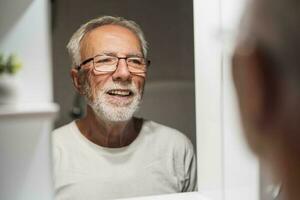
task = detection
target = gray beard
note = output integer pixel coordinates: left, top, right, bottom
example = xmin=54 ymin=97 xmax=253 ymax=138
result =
xmin=84 ymin=81 xmax=142 ymax=122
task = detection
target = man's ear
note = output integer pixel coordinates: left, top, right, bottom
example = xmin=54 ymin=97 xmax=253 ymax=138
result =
xmin=232 ymin=45 xmax=279 ymax=130
xmin=70 ymin=67 xmax=85 ymax=95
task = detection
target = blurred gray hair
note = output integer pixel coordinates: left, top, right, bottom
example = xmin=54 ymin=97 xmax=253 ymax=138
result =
xmin=240 ymin=0 xmax=300 ymax=84
xmin=67 ymin=16 xmax=149 ymax=66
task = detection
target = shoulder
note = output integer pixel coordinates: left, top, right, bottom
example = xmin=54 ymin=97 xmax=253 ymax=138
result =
xmin=142 ymin=120 xmax=194 ymax=152
xmin=51 ymin=121 xmax=79 ymax=168
xmin=142 ymin=120 xmax=196 ymax=187
xmin=143 ymin=120 xmax=191 ymax=142
xmin=52 ymin=121 xmax=76 ymax=146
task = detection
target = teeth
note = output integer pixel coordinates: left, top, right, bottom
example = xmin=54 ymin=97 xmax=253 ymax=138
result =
xmin=108 ymin=90 xmax=131 ymax=96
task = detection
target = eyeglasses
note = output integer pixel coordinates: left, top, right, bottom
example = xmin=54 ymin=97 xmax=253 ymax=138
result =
xmin=76 ymin=54 xmax=150 ymax=74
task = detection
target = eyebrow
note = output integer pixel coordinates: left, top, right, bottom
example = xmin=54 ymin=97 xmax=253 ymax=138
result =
xmin=81 ymin=57 xmax=93 ymax=66
xmin=101 ymin=51 xmax=143 ymax=57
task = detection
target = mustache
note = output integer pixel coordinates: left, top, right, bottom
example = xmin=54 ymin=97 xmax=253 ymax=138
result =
xmin=102 ymin=82 xmax=139 ymax=95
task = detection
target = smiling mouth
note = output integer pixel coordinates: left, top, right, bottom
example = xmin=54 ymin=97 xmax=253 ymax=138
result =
xmin=106 ymin=89 xmax=133 ymax=97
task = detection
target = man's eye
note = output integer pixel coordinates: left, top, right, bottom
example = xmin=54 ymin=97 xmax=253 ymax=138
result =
xmin=129 ymin=58 xmax=143 ymax=65
xmin=97 ymin=57 xmax=114 ymax=63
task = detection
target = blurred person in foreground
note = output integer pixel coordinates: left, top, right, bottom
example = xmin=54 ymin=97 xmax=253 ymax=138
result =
xmin=52 ymin=16 xmax=196 ymax=200
xmin=232 ymin=0 xmax=300 ymax=199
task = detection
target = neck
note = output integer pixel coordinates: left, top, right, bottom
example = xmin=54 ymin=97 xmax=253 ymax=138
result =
xmin=76 ymin=106 xmax=141 ymax=148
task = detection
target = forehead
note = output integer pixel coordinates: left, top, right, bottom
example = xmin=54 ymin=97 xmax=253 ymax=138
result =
xmin=80 ymin=25 xmax=142 ymax=57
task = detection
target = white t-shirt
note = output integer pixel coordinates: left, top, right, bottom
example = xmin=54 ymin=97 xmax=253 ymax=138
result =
xmin=52 ymin=120 xmax=197 ymax=200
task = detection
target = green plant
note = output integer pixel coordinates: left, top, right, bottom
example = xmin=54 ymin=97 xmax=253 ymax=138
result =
xmin=0 ymin=54 xmax=5 ymax=74
xmin=0 ymin=53 xmax=22 ymax=75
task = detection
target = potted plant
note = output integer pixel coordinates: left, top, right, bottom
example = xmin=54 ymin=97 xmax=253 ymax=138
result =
xmin=0 ymin=53 xmax=22 ymax=104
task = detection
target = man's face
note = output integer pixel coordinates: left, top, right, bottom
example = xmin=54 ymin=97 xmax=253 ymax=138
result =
xmin=79 ymin=25 xmax=146 ymax=122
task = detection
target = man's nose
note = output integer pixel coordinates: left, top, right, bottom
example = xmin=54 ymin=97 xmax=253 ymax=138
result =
xmin=112 ymin=58 xmax=131 ymax=82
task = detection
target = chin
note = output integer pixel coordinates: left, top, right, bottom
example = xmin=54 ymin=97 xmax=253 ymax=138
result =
xmin=85 ymin=81 xmax=142 ymax=122
xmin=90 ymin=95 xmax=141 ymax=123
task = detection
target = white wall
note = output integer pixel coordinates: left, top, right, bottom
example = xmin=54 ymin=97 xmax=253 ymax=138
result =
xmin=0 ymin=1 xmax=55 ymax=199
xmin=0 ymin=0 xmax=53 ymax=104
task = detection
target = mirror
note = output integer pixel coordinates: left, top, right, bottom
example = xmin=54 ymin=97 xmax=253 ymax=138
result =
xmin=51 ymin=0 xmax=196 ymax=199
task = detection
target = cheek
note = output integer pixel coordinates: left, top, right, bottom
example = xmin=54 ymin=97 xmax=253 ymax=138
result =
xmin=86 ymin=73 xmax=111 ymax=98
xmin=133 ymin=76 xmax=145 ymax=92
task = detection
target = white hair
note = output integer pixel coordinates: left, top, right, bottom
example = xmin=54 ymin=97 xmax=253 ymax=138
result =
xmin=67 ymin=16 xmax=149 ymax=66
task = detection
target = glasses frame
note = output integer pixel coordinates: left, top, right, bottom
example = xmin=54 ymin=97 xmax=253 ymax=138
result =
xmin=76 ymin=54 xmax=151 ymax=74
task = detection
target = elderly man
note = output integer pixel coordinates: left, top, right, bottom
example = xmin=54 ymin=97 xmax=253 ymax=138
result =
xmin=52 ymin=16 xmax=196 ymax=200
xmin=232 ymin=0 xmax=300 ymax=199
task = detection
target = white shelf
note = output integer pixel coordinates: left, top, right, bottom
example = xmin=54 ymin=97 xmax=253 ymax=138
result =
xmin=0 ymin=103 xmax=59 ymax=119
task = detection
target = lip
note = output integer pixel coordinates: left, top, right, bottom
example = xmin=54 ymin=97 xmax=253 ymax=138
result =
xmin=105 ymin=89 xmax=135 ymax=106
xmin=106 ymin=89 xmax=133 ymax=96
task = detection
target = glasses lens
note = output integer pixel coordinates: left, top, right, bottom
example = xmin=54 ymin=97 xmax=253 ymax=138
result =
xmin=127 ymin=57 xmax=147 ymax=73
xmin=93 ymin=55 xmax=117 ymax=72
xmin=92 ymin=55 xmax=147 ymax=74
